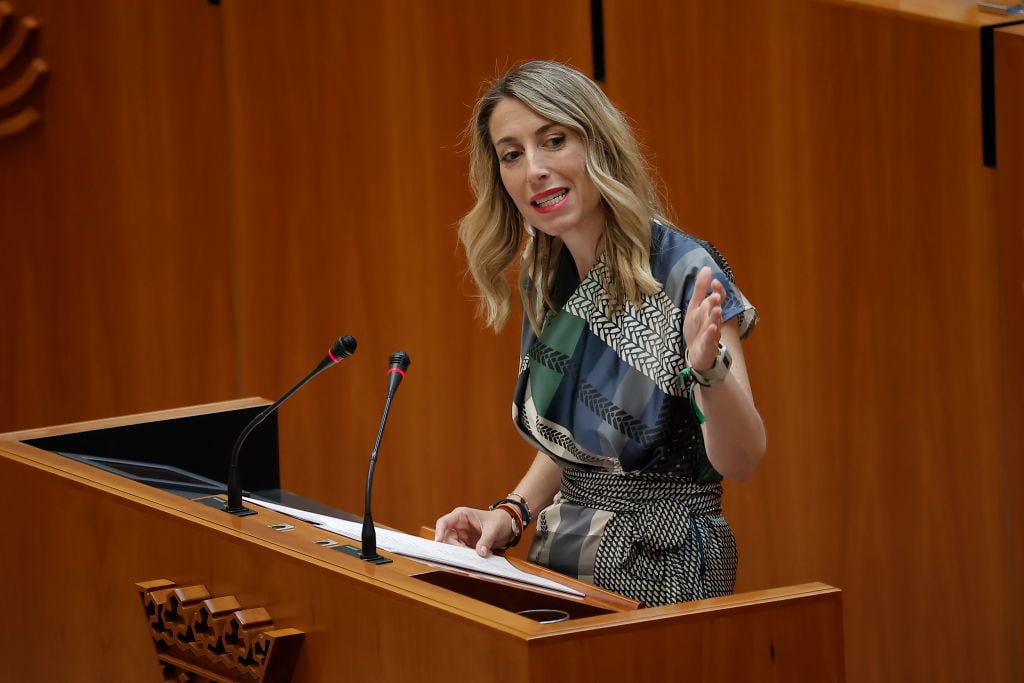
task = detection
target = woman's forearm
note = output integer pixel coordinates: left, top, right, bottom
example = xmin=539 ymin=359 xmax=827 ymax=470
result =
xmin=507 ymin=452 xmax=564 ymax=518
xmin=695 ymin=324 xmax=766 ymax=481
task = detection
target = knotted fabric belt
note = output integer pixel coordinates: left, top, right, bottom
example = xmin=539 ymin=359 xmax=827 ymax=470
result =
xmin=529 ymin=466 xmax=735 ymax=606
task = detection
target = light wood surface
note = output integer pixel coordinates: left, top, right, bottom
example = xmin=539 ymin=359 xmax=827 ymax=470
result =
xmin=820 ymin=0 xmax=1023 ymax=24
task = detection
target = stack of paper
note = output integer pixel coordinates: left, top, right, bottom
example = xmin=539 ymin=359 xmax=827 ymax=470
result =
xmin=244 ymin=497 xmax=583 ymax=598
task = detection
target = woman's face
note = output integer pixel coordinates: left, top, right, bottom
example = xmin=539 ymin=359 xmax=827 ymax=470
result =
xmin=488 ymin=97 xmax=603 ymax=245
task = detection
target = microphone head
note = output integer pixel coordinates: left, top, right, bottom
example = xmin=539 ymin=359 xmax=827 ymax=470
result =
xmin=329 ymin=335 xmax=358 ymax=362
xmin=386 ymin=350 xmax=410 ymax=394
xmin=389 ymin=350 xmax=411 ymax=371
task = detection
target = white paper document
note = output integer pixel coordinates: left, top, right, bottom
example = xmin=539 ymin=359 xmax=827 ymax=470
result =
xmin=245 ymin=497 xmax=584 ymax=598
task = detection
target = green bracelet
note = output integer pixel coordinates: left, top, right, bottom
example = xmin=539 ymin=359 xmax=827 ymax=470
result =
xmin=677 ymin=368 xmax=707 ymax=425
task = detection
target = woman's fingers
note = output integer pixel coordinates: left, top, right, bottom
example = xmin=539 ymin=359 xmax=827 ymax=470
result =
xmin=685 ymin=267 xmax=727 ymax=367
xmin=685 ymin=266 xmax=713 ymax=318
xmin=435 ymin=507 xmax=520 ymax=557
xmin=444 ymin=525 xmax=467 ymax=546
xmin=435 ymin=508 xmax=480 ymax=546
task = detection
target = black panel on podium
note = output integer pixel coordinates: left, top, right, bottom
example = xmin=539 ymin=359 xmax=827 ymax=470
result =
xmin=22 ymin=404 xmax=280 ymax=495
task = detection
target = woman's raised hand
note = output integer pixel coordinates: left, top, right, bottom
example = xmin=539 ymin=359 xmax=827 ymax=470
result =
xmin=683 ymin=266 xmax=726 ymax=371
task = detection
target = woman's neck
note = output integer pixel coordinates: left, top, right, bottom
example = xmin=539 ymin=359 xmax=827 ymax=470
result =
xmin=561 ymin=223 xmax=604 ymax=281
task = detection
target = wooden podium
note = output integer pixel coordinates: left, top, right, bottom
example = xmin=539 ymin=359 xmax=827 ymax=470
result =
xmin=0 ymin=400 xmax=844 ymax=682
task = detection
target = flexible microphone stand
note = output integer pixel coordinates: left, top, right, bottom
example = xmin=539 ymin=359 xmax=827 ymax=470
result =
xmin=224 ymin=335 xmax=357 ymax=516
xmin=347 ymin=350 xmax=409 ymax=563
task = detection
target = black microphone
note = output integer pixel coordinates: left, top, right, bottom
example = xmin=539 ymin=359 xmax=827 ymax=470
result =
xmin=224 ymin=334 xmax=358 ymax=516
xmin=359 ymin=350 xmax=410 ymax=562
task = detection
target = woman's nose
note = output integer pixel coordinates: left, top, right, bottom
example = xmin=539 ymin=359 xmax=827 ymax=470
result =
xmin=526 ymin=151 xmax=549 ymax=181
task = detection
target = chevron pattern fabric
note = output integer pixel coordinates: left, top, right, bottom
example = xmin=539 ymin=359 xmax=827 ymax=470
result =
xmin=511 ymin=221 xmax=755 ymax=604
xmin=512 ymin=222 xmax=756 ymax=476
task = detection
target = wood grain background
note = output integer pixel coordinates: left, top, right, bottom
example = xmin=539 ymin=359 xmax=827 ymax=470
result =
xmin=1 ymin=1 xmax=1020 ymax=680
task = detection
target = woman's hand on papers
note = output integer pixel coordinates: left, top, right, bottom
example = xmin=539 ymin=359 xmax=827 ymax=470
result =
xmin=434 ymin=507 xmax=512 ymax=557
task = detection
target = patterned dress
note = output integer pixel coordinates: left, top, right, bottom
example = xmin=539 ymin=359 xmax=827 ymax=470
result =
xmin=513 ymin=221 xmax=757 ymax=606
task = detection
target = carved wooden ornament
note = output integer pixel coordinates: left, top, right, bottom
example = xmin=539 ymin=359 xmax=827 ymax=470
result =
xmin=136 ymin=579 xmax=304 ymax=683
xmin=0 ymin=1 xmax=47 ymax=137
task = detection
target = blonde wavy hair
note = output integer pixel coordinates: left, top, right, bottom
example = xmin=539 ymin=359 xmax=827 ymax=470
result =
xmin=459 ymin=60 xmax=667 ymax=334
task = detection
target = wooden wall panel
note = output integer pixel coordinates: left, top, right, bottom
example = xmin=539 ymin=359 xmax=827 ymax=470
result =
xmin=3 ymin=1 xmax=1018 ymax=680
xmin=604 ymin=0 xmax=1014 ymax=681
xmin=0 ymin=0 xmax=237 ymax=430
xmin=995 ymin=24 xmax=1024 ymax=683
xmin=220 ymin=1 xmax=593 ymax=534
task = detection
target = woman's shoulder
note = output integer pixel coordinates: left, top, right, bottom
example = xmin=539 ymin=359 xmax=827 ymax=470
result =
xmin=650 ymin=220 xmax=758 ymax=337
xmin=649 ymin=220 xmax=735 ymax=280
xmin=651 ymin=220 xmax=704 ymax=253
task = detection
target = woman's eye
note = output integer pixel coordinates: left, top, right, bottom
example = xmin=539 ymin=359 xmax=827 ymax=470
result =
xmin=499 ymin=150 xmax=522 ymax=163
xmin=545 ymin=135 xmax=566 ymax=148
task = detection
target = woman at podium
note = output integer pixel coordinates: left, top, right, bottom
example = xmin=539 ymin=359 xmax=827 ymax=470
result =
xmin=435 ymin=61 xmax=766 ymax=607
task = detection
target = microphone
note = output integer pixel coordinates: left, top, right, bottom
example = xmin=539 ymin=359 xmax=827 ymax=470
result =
xmin=358 ymin=350 xmax=410 ymax=562
xmin=224 ymin=334 xmax=357 ymax=516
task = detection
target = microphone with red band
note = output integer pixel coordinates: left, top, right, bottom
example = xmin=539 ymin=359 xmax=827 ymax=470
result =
xmin=224 ymin=334 xmax=358 ymax=516
xmin=327 ymin=344 xmax=347 ymax=364
xmin=358 ymin=350 xmax=411 ymax=562
xmin=386 ymin=353 xmax=409 ymax=392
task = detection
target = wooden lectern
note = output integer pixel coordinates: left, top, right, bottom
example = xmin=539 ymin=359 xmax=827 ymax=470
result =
xmin=0 ymin=400 xmax=844 ymax=682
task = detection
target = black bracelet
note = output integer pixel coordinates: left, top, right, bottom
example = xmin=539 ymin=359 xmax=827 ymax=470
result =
xmin=490 ymin=497 xmax=532 ymax=527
